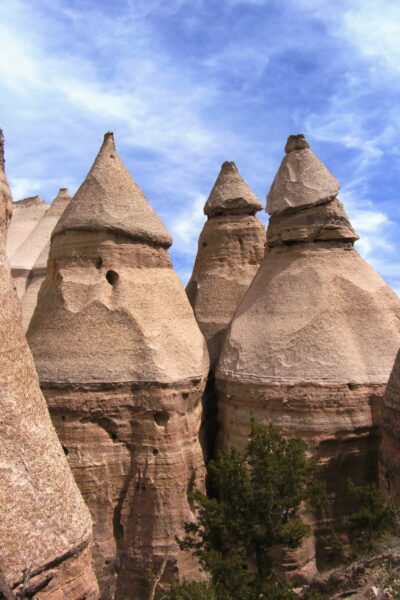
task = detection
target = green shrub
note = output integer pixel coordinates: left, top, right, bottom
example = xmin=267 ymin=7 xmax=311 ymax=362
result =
xmin=175 ymin=421 xmax=325 ymax=600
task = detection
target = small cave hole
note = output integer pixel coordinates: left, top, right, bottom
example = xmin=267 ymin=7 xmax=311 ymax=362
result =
xmin=182 ymin=392 xmax=189 ymax=400
xmin=62 ymin=445 xmax=69 ymax=456
xmin=153 ymin=448 xmax=159 ymax=456
xmin=111 ymin=432 xmax=117 ymax=441
xmin=154 ymin=411 xmax=170 ymax=427
xmin=95 ymin=257 xmax=103 ymax=269
xmin=106 ymin=270 xmax=119 ymax=286
xmin=61 ymin=415 xmax=66 ymax=422
xmin=202 ymin=242 xmax=208 ymax=248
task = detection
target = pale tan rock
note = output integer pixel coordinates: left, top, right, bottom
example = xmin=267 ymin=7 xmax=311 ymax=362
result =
xmin=6 ymin=196 xmax=48 ymax=262
xmin=379 ymin=348 xmax=400 ymax=496
xmin=0 ymin=129 xmax=98 ymax=599
xmin=27 ymin=132 xmax=209 ymax=599
xmin=187 ymin=161 xmax=265 ymax=458
xmin=11 ymin=188 xmax=70 ymax=300
xmin=217 ymin=135 xmax=400 ymax=572
xmin=187 ymin=161 xmax=265 ymax=368
xmin=266 ymin=136 xmax=340 ymax=216
xmin=204 ymin=161 xmax=262 ymax=217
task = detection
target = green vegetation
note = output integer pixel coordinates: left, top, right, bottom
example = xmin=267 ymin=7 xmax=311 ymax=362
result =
xmin=164 ymin=422 xmax=325 ymax=600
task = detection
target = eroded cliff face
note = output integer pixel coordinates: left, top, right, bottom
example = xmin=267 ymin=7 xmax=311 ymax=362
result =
xmin=380 ymin=349 xmax=400 ymax=497
xmin=27 ymin=133 xmax=209 ymax=599
xmin=216 ymin=135 xmax=400 ymax=573
xmin=6 ymin=195 xmax=48 ymax=263
xmin=0 ymin=130 xmax=98 ymax=599
xmin=186 ymin=162 xmax=265 ymax=458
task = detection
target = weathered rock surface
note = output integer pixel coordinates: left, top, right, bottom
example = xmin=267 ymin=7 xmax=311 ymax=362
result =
xmin=379 ymin=348 xmax=400 ymax=496
xmin=0 ymin=129 xmax=98 ymax=599
xmin=186 ymin=161 xmax=265 ymax=457
xmin=6 ymin=195 xmax=48 ymax=260
xmin=19 ymin=188 xmax=71 ymax=330
xmin=266 ymin=135 xmax=340 ymax=216
xmin=216 ymin=135 xmax=400 ymax=572
xmin=27 ymin=132 xmax=209 ymax=599
xmin=10 ymin=188 xmax=70 ymax=301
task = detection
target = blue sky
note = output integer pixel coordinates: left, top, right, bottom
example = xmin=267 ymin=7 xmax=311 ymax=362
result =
xmin=0 ymin=0 xmax=399 ymax=290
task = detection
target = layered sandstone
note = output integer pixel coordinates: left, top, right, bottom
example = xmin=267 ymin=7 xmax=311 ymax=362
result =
xmin=27 ymin=132 xmax=209 ymax=599
xmin=216 ymin=135 xmax=400 ymax=572
xmin=379 ymin=349 xmax=400 ymax=496
xmin=0 ymin=129 xmax=98 ymax=598
xmin=20 ymin=188 xmax=71 ymax=330
xmin=10 ymin=188 xmax=70 ymax=300
xmin=186 ymin=161 xmax=265 ymax=457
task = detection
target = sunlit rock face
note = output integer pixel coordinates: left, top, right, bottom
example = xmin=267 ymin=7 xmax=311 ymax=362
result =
xmin=0 ymin=129 xmax=98 ymax=599
xmin=6 ymin=195 xmax=48 ymax=261
xmin=186 ymin=161 xmax=265 ymax=458
xmin=19 ymin=188 xmax=71 ymax=330
xmin=27 ymin=132 xmax=209 ymax=599
xmin=216 ymin=135 xmax=400 ymax=573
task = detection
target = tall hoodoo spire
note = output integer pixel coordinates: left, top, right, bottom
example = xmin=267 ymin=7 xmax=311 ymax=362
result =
xmin=27 ymin=133 xmax=209 ymax=598
xmin=187 ymin=160 xmax=265 ymax=458
xmin=216 ymin=135 xmax=400 ymax=574
xmin=0 ymin=131 xmax=98 ymax=598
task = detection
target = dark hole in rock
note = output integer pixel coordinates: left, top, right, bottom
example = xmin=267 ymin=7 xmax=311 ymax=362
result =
xmin=141 ymin=485 xmax=146 ymax=491
xmin=95 ymin=257 xmax=103 ymax=269
xmin=153 ymin=448 xmax=159 ymax=455
xmin=61 ymin=415 xmax=66 ymax=422
xmin=106 ymin=270 xmax=119 ymax=285
xmin=62 ymin=445 xmax=69 ymax=456
xmin=202 ymin=242 xmax=208 ymax=247
xmin=154 ymin=411 xmax=169 ymax=427
xmin=182 ymin=392 xmax=189 ymax=399
xmin=111 ymin=432 xmax=117 ymax=441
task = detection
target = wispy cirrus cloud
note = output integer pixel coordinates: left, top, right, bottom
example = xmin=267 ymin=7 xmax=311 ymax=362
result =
xmin=0 ymin=0 xmax=399 ymax=288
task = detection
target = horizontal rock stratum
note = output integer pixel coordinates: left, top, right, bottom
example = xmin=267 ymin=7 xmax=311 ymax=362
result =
xmin=27 ymin=132 xmax=209 ymax=600
xmin=216 ymin=134 xmax=400 ymax=574
xmin=0 ymin=130 xmax=98 ymax=598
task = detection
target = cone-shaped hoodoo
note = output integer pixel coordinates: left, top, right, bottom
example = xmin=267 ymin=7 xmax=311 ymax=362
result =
xmin=216 ymin=135 xmax=400 ymax=573
xmin=187 ymin=161 xmax=265 ymax=457
xmin=20 ymin=188 xmax=71 ymax=330
xmin=10 ymin=187 xmax=71 ymax=300
xmin=27 ymin=132 xmax=209 ymax=598
xmin=0 ymin=130 xmax=98 ymax=598
xmin=6 ymin=195 xmax=48 ymax=265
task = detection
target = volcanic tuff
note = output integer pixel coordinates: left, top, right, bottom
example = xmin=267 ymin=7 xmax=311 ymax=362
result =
xmin=6 ymin=195 xmax=48 ymax=270
xmin=216 ymin=135 xmax=400 ymax=574
xmin=0 ymin=129 xmax=98 ymax=599
xmin=380 ymin=349 xmax=400 ymax=497
xmin=10 ymin=188 xmax=71 ymax=302
xmin=186 ymin=161 xmax=265 ymax=456
xmin=27 ymin=132 xmax=209 ymax=599
xmin=20 ymin=188 xmax=71 ymax=330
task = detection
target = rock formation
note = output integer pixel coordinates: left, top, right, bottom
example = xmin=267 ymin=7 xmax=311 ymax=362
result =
xmin=10 ymin=188 xmax=70 ymax=301
xmin=27 ymin=132 xmax=209 ymax=599
xmin=6 ymin=195 xmax=48 ymax=263
xmin=380 ymin=348 xmax=400 ymax=496
xmin=216 ymin=134 xmax=400 ymax=572
xmin=186 ymin=161 xmax=265 ymax=457
xmin=0 ymin=129 xmax=98 ymax=598
xmin=20 ymin=188 xmax=71 ymax=330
